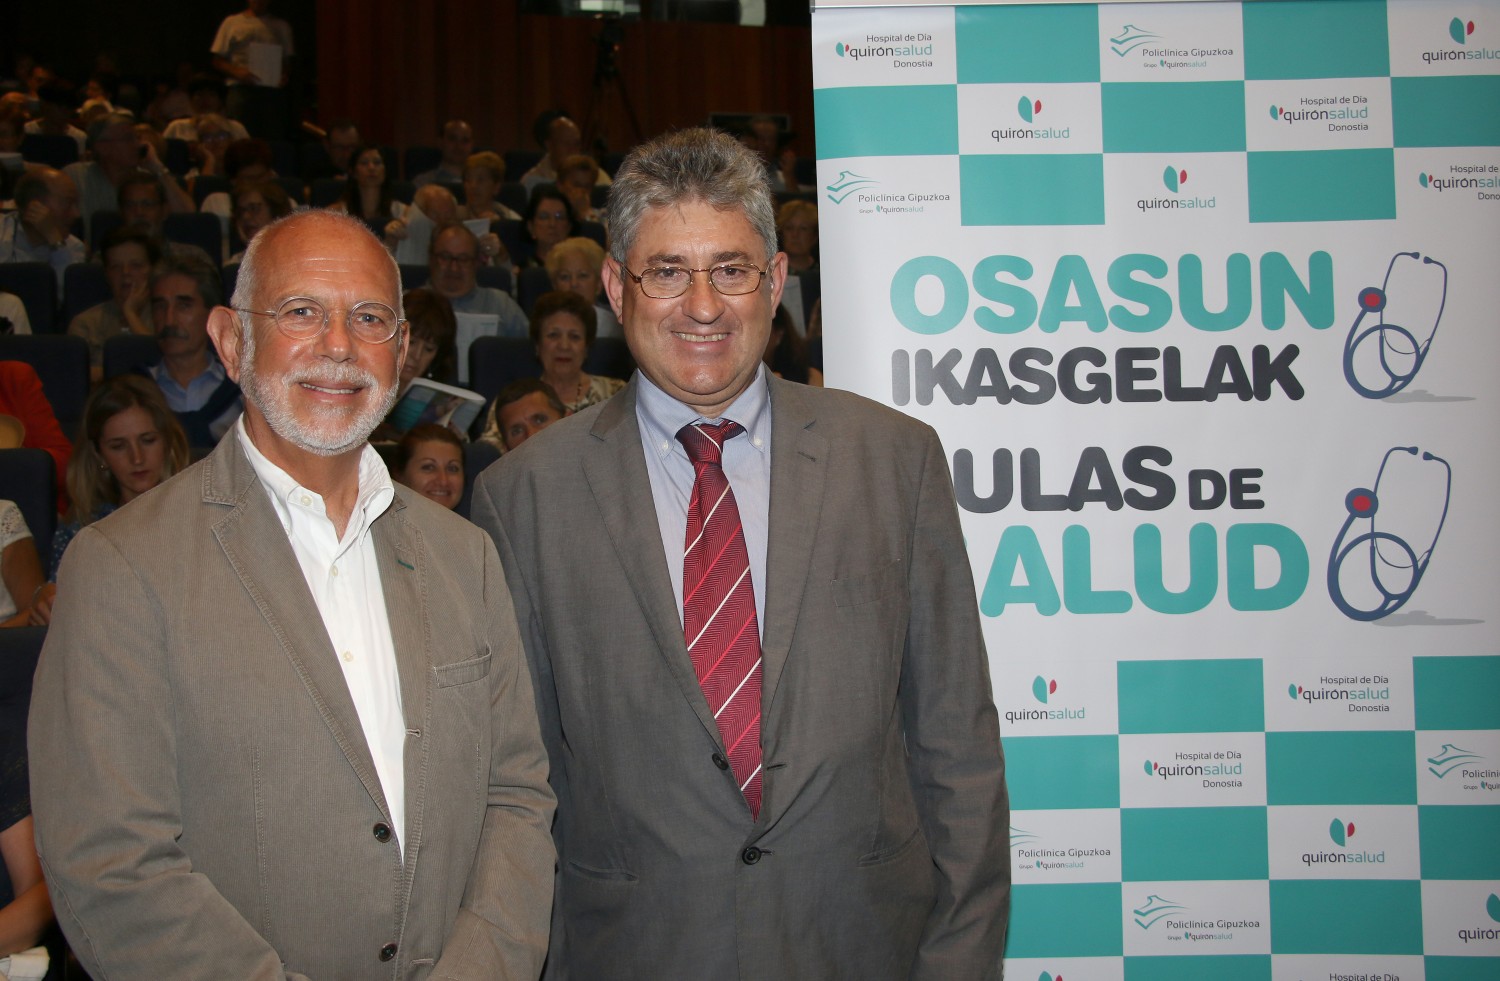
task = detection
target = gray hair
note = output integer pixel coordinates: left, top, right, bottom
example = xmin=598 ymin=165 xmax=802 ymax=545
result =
xmin=86 ymin=111 xmax=136 ymax=149
xmin=604 ymin=128 xmax=777 ymax=265
xmin=152 ymin=251 xmax=223 ymax=309
xmin=232 ymin=209 xmax=403 ymax=332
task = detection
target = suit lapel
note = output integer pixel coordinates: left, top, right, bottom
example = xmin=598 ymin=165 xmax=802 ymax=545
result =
xmin=582 ymin=383 xmax=723 ymax=744
xmin=762 ymin=378 xmax=827 ymax=714
xmin=204 ymin=438 xmax=393 ymax=824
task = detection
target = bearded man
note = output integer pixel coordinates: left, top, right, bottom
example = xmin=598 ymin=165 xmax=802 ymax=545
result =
xmin=29 ymin=209 xmax=556 ymax=981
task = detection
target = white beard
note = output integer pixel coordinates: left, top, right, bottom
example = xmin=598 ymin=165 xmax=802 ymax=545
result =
xmin=238 ymin=327 xmax=398 ymax=457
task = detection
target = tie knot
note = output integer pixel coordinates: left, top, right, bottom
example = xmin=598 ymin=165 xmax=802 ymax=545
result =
xmin=677 ymin=420 xmax=744 ymax=465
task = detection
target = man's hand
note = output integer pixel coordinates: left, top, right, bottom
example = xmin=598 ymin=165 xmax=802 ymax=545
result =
xmin=28 ymin=583 xmax=55 ymax=626
xmin=124 ymin=279 xmax=153 ymax=335
xmin=20 ymin=200 xmax=63 ymax=247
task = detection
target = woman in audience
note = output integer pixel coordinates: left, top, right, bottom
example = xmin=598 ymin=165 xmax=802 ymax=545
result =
xmin=399 ymin=287 xmax=458 ymax=394
xmin=765 ymin=303 xmax=823 ymax=387
xmin=391 ymin=424 xmax=464 ymax=511
xmin=0 ymin=501 xmax=44 ymax=628
xmin=459 ymin=151 xmax=521 ymax=222
xmin=43 ymin=377 xmax=189 ymax=591
xmin=329 ymin=146 xmax=404 ymax=236
xmin=545 ymin=236 xmax=619 ymax=339
xmin=228 ymin=178 xmax=292 ymax=262
xmin=777 ymin=199 xmax=819 ymax=275
xmin=0 ymin=618 xmax=54 ymax=951
xmin=202 ymin=138 xmax=278 ymax=234
xmin=519 ymin=184 xmax=577 ymax=269
xmin=529 ymin=290 xmax=623 ymax=412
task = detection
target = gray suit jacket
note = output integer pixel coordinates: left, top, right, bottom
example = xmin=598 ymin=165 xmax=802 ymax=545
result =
xmin=472 ymin=376 xmax=1009 ymax=980
xmin=29 ymin=434 xmax=556 ymax=980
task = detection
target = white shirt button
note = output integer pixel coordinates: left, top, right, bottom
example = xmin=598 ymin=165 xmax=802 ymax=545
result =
xmin=331 ymin=565 xmax=339 ymax=577
xmin=342 ymin=650 xmax=353 ymax=663
xmin=300 ymin=495 xmax=312 ymax=506
xmin=752 ymin=436 xmax=764 ymax=449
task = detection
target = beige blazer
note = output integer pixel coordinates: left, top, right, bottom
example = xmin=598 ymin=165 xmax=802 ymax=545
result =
xmin=472 ymin=376 xmax=1010 ymax=980
xmin=29 ymin=434 xmax=556 ymax=980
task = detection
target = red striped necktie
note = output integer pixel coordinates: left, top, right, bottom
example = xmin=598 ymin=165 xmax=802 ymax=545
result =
xmin=677 ymin=420 xmax=762 ymax=818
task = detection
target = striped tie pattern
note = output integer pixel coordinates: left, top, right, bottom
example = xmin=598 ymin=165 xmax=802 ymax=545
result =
xmin=677 ymin=421 xmax=762 ymax=818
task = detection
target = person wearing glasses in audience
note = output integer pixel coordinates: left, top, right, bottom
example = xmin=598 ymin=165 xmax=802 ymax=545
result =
xmin=518 ymin=183 xmax=577 ymax=270
xmin=472 ymin=129 xmax=1008 ymax=980
xmin=31 ymin=209 xmax=555 ymax=979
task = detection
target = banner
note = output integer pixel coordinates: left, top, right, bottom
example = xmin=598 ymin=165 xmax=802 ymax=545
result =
xmin=811 ymin=1 xmax=1500 ymax=977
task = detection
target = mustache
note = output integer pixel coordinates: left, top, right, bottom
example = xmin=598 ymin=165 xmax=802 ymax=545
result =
xmin=156 ymin=326 xmax=191 ymax=340
xmin=287 ymin=363 xmax=382 ymax=390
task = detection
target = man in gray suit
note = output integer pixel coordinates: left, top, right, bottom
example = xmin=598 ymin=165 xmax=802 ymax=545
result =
xmin=472 ymin=128 xmax=1009 ymax=979
xmin=30 ymin=209 xmax=556 ymax=980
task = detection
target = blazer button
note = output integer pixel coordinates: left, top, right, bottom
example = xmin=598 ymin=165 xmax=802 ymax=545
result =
xmin=741 ymin=846 xmax=762 ymax=865
xmin=373 ymin=823 xmax=392 ymax=843
xmin=379 ymin=942 xmax=398 ymax=962
xmin=712 ymin=753 xmax=729 ymax=771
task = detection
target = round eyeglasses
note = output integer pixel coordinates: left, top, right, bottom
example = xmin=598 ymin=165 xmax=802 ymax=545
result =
xmin=235 ymin=297 xmax=405 ymax=344
xmin=621 ymin=262 xmax=769 ymax=300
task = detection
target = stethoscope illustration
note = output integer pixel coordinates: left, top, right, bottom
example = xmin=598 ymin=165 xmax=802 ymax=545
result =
xmin=1327 ymin=446 xmax=1452 ymax=621
xmin=1342 ymin=252 xmax=1448 ymax=399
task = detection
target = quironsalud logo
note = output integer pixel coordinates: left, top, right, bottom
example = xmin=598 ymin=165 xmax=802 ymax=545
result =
xmin=1427 ymin=742 xmax=1484 ymax=778
xmin=1004 ymin=677 xmax=1083 ymax=725
xmin=1038 ymin=973 xmax=1064 ymax=981
xmin=1110 ymin=24 xmax=1162 ymax=57
xmin=1329 ymin=817 xmax=1356 ymax=846
xmin=1451 ymin=17 xmax=1476 ymax=44
xmin=824 ymin=170 xmax=878 ymax=205
xmin=1032 ymin=676 xmax=1056 ymax=703
xmin=1133 ymin=894 xmax=1186 ymax=929
xmin=1017 ymin=96 xmax=1042 ymax=123
xmin=1162 ymin=166 xmax=1188 ymax=192
xmin=1456 ymin=893 xmax=1500 ymax=944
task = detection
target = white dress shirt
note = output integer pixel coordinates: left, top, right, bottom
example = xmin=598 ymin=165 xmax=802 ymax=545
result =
xmin=236 ymin=419 xmax=408 ymax=847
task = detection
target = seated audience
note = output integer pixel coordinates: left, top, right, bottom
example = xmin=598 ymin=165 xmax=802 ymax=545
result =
xmin=0 ymin=168 xmax=84 ymax=294
xmin=390 ymin=424 xmax=464 ymax=511
xmin=227 ymin=178 xmax=292 ymax=262
xmin=742 ymin=113 xmax=802 ymax=192
xmin=479 ymin=377 xmax=565 ymax=453
xmin=328 ymin=145 xmax=404 ymax=237
xmin=302 ymin=118 xmax=361 ymax=182
xmin=777 ymin=198 xmax=818 ymax=274
xmin=398 ymin=286 xmax=458 ymax=392
xmin=68 ymin=226 xmax=159 ymax=382
xmin=412 ymin=119 xmax=474 ymax=188
xmin=459 ymin=151 xmax=521 ymax=222
xmin=765 ymin=303 xmax=823 ymax=386
xmin=200 ymin=137 xmax=277 ymax=238
xmin=65 ymin=113 xmax=193 ymax=242
xmin=183 ymin=113 xmax=237 ymax=181
xmin=23 ymin=84 xmax=85 ymax=157
xmin=427 ymin=224 xmax=527 ymax=380
xmin=0 ymin=361 xmax=70 ymax=511
xmin=147 ymin=253 xmax=242 ymax=447
xmin=520 ymin=115 xmax=610 ymax=191
xmin=39 ymin=375 xmax=188 ymax=608
xmin=0 ymin=623 xmax=54 ymax=949
xmin=519 ymin=183 xmax=577 ymax=269
xmin=545 ymin=235 xmax=619 ymax=338
xmin=118 ymin=171 xmax=215 ymax=265
xmin=161 ymin=75 xmax=249 ymax=143
xmin=0 ymin=499 xmax=45 ymax=627
xmin=556 ymin=153 xmax=604 ymax=224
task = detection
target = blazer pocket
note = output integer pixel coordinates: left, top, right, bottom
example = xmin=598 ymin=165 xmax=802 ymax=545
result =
xmin=857 ymin=825 xmax=926 ymax=867
xmin=431 ymin=652 xmax=492 ymax=688
xmin=564 ymin=860 xmax=639 ymax=883
xmin=831 ymin=557 xmax=905 ymax=608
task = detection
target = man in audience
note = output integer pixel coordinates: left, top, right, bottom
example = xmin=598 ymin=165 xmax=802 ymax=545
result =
xmin=161 ymin=76 xmax=250 ymax=143
xmin=427 ymin=224 xmax=527 ymax=381
xmin=304 ymin=118 xmax=360 ymax=182
xmin=147 ymin=253 xmax=242 ymax=447
xmin=68 ymin=226 xmax=158 ymax=382
xmin=520 ymin=115 xmax=609 ymax=191
xmin=30 ymin=208 xmax=555 ymax=979
xmin=22 ymin=84 xmax=85 ymax=157
xmin=118 ymin=172 xmax=216 ymax=265
xmin=413 ymin=119 xmax=474 ymax=188
xmin=472 ymin=128 xmax=1009 ymax=978
xmin=65 ymin=113 xmax=193 ymax=241
xmin=0 ymin=168 xmax=84 ymax=294
xmin=483 ymin=377 xmax=566 ymax=452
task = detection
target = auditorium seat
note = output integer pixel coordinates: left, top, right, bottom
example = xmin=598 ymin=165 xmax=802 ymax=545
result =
xmin=0 ymin=263 xmax=57 ymax=334
xmin=0 ymin=334 xmax=90 ymax=435
xmin=61 ymin=264 xmax=111 ymax=331
xmin=101 ymin=334 xmax=161 ymax=380
xmin=18 ymin=133 xmax=78 ymax=169
xmin=163 ymin=212 xmax=224 ymax=264
xmin=0 ymin=449 xmax=57 ymax=559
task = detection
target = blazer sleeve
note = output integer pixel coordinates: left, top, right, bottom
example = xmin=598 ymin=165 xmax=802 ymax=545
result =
xmin=900 ymin=426 xmax=1011 ymax=980
xmin=469 ymin=474 xmax=572 ymax=980
xmin=430 ymin=532 xmax=557 ymax=980
xmin=28 ymin=528 xmax=313 ymax=981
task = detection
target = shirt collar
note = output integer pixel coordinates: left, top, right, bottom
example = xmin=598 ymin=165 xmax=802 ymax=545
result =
xmin=635 ymin=364 xmax=771 ymax=462
xmin=235 ymin=415 xmax=396 ymax=547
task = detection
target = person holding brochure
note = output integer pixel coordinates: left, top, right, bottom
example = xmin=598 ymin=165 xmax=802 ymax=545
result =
xmin=427 ymin=224 xmax=528 ymax=384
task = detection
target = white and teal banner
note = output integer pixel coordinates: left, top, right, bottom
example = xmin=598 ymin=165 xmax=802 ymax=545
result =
xmin=812 ymin=1 xmax=1500 ymax=977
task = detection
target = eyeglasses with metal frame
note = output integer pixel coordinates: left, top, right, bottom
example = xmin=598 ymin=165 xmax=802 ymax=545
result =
xmin=234 ymin=296 xmax=405 ymax=344
xmin=620 ymin=262 xmax=770 ymax=299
